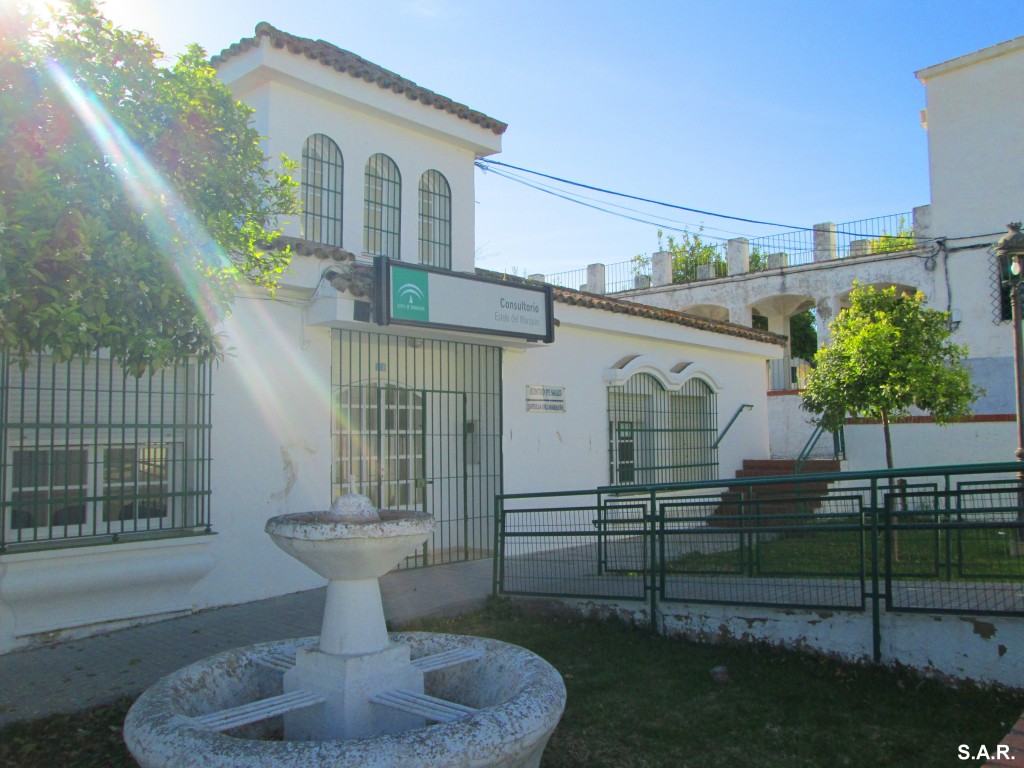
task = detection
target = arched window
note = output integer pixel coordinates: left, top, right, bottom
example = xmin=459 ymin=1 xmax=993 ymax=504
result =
xmin=607 ymin=373 xmax=718 ymax=485
xmin=418 ymin=170 xmax=451 ymax=269
xmin=301 ymin=134 xmax=343 ymax=246
xmin=364 ymin=153 xmax=401 ymax=258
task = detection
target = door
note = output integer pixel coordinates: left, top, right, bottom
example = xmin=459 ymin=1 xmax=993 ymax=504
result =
xmin=332 ymin=330 xmax=502 ymax=568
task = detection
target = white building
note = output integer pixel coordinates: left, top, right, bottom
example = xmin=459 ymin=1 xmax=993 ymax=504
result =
xmin=0 ymin=23 xmax=782 ymax=654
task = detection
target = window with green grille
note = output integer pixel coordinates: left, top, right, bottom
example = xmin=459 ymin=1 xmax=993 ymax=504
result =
xmin=418 ymin=169 xmax=451 ymax=269
xmin=1 ymin=352 xmax=212 ymax=551
xmin=364 ymin=153 xmax=401 ymax=258
xmin=301 ymin=134 xmax=344 ymax=247
xmin=607 ymin=373 xmax=718 ymax=486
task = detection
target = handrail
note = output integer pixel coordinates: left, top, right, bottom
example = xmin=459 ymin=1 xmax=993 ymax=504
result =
xmin=794 ymin=424 xmax=845 ymax=473
xmin=712 ymin=403 xmax=753 ymax=449
xmin=794 ymin=424 xmax=826 ymax=473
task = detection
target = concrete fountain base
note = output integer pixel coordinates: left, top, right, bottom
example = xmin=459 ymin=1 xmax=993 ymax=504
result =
xmin=124 ymin=632 xmax=566 ymax=768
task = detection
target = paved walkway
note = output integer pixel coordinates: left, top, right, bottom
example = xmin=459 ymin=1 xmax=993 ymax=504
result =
xmin=0 ymin=558 xmax=494 ymax=726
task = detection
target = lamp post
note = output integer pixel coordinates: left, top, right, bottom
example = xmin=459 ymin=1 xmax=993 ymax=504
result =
xmin=995 ymin=222 xmax=1024 ymax=552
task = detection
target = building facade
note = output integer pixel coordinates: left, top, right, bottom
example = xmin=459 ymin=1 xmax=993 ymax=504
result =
xmin=0 ymin=24 xmax=781 ymax=654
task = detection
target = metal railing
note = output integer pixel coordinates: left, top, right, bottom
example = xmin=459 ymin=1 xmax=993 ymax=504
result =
xmin=543 ymin=267 xmax=588 ymax=292
xmin=494 ymin=462 xmax=1024 ymax=661
xmin=537 ymin=212 xmax=917 ymax=289
xmin=606 ymin=259 xmax=650 ymax=293
xmin=794 ymin=424 xmax=845 ymax=472
xmin=767 ymin=357 xmax=813 ymax=391
xmin=748 ymin=212 xmax=914 ymax=272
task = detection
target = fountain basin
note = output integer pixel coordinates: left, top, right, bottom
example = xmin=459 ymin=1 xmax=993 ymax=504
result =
xmin=124 ymin=632 xmax=567 ymax=768
xmin=265 ymin=509 xmax=433 ymax=581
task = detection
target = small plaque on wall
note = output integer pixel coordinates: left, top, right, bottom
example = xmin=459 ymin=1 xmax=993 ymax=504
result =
xmin=526 ymin=385 xmax=565 ymax=413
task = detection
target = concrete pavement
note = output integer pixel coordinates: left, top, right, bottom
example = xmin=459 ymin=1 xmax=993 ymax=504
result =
xmin=0 ymin=558 xmax=494 ymax=726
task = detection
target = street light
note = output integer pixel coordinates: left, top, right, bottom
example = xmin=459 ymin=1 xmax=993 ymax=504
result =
xmin=995 ymin=222 xmax=1024 ymax=553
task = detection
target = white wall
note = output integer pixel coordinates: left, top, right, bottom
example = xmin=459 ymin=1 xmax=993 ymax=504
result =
xmin=841 ymin=419 xmax=1017 ymax=472
xmin=572 ymin=598 xmax=1024 ymax=688
xmin=767 ymin=388 xmax=1017 ymax=467
xmin=919 ymin=37 xmax=1024 ymax=241
xmin=219 ymin=40 xmax=501 ymax=274
xmin=502 ymin=302 xmax=777 ymax=496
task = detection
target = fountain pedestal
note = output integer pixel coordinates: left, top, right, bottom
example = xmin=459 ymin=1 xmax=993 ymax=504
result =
xmin=284 ymin=641 xmax=424 ymax=740
xmin=265 ymin=501 xmax=434 ymax=740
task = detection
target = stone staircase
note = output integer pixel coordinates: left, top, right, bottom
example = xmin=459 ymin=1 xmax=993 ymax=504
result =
xmin=715 ymin=458 xmax=841 ymax=525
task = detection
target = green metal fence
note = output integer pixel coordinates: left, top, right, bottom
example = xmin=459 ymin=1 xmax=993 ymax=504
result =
xmin=495 ymin=462 xmax=1024 ymax=659
xmin=0 ymin=351 xmax=212 ymax=552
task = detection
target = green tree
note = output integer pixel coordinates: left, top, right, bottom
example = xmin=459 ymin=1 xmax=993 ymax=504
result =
xmin=801 ymin=283 xmax=980 ymax=470
xmin=789 ymin=309 xmax=817 ymax=361
xmin=633 ymin=228 xmax=726 ymax=284
xmin=868 ymin=216 xmax=915 ymax=255
xmin=0 ymin=1 xmax=299 ymax=374
xmin=748 ymin=245 xmax=768 ymax=273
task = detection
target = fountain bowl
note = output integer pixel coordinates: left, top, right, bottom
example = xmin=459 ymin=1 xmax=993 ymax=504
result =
xmin=265 ymin=508 xmax=433 ymax=581
xmin=124 ymin=632 xmax=567 ymax=768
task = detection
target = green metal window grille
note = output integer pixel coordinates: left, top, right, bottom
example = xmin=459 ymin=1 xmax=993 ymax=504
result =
xmin=418 ymin=169 xmax=452 ymax=269
xmin=301 ymin=134 xmax=344 ymax=247
xmin=607 ymin=373 xmax=718 ymax=486
xmin=363 ymin=153 xmax=401 ymax=258
xmin=0 ymin=351 xmax=212 ymax=552
xmin=332 ymin=329 xmax=502 ymax=567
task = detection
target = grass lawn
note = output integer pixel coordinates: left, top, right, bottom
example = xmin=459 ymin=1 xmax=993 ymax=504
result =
xmin=1 ymin=598 xmax=1021 ymax=768
xmin=669 ymin=516 xmax=1024 ymax=581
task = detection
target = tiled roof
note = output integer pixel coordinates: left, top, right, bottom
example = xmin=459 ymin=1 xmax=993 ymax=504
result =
xmin=212 ymin=23 xmax=508 ymax=136
xmin=268 ymin=235 xmax=356 ymax=263
xmin=475 ymin=270 xmax=786 ymax=346
xmin=269 ymin=242 xmax=783 ymax=345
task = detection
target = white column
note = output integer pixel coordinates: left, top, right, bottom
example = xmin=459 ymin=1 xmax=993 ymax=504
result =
xmin=652 ymin=251 xmax=673 ymax=287
xmin=727 ymin=238 xmax=750 ymax=275
xmin=813 ymin=222 xmax=837 ymax=262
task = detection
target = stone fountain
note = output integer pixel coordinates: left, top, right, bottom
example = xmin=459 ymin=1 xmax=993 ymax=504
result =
xmin=123 ymin=495 xmax=565 ymax=768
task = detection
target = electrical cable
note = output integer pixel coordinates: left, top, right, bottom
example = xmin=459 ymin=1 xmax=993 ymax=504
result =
xmin=481 ymin=163 xmax=752 ymax=240
xmin=477 ymin=158 xmax=894 ymax=238
xmin=478 ymin=163 xmax=731 ymax=241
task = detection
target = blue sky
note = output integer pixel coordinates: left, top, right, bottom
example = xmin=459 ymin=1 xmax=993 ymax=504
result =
xmin=15 ymin=0 xmax=1024 ymax=276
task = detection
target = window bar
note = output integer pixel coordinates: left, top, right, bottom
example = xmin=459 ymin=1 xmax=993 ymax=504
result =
xmin=0 ymin=355 xmax=7 ymax=550
xmin=91 ymin=352 xmax=103 ymax=539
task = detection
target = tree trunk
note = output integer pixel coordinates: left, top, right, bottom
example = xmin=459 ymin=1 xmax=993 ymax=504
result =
xmin=882 ymin=409 xmax=900 ymax=562
xmin=881 ymin=409 xmax=894 ymax=471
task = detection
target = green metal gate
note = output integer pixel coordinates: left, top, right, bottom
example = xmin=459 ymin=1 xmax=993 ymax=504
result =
xmin=332 ymin=330 xmax=502 ymax=567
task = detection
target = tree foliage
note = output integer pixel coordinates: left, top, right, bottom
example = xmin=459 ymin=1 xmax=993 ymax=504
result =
xmin=868 ymin=216 xmax=915 ymax=255
xmin=801 ymin=283 xmax=980 ymax=468
xmin=0 ymin=1 xmax=299 ymax=374
xmin=633 ymin=228 xmax=726 ymax=283
xmin=789 ymin=309 xmax=817 ymax=361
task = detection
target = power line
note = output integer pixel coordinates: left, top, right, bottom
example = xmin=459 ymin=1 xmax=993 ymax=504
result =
xmin=477 ymin=157 xmax=889 ymax=239
xmin=478 ymin=163 xmax=731 ymax=242
xmin=480 ymin=163 xmax=752 ymax=240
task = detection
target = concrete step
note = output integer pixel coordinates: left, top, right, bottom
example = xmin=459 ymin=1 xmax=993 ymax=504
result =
xmin=741 ymin=459 xmax=840 ymax=474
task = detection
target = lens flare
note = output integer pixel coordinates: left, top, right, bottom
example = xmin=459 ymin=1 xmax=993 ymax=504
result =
xmin=47 ymin=59 xmax=339 ymax=450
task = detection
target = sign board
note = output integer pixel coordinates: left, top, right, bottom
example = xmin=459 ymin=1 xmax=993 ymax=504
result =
xmin=375 ymin=258 xmax=554 ymax=343
xmin=526 ymin=384 xmax=566 ymax=413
